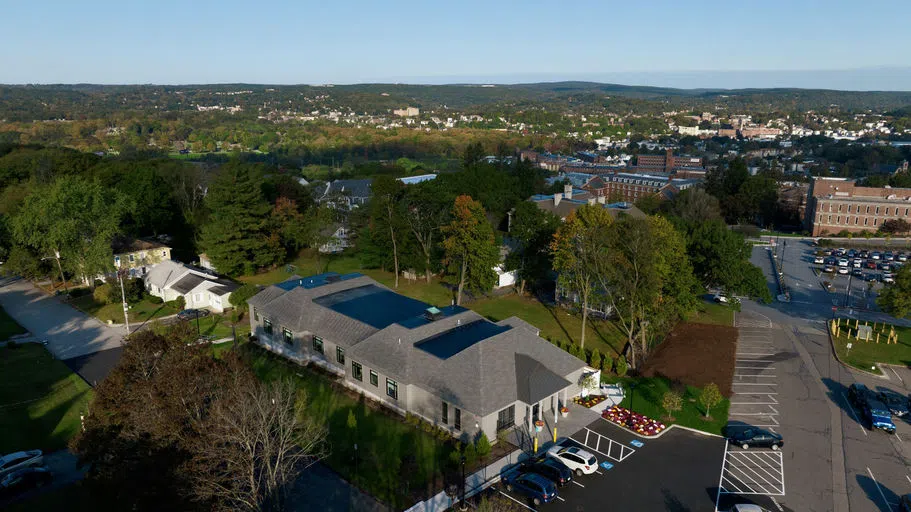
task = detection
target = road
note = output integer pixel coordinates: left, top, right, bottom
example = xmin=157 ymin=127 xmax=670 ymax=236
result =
xmin=734 ymin=241 xmax=911 ymax=512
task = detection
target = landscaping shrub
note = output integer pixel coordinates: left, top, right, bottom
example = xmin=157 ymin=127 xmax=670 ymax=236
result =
xmin=662 ymin=390 xmax=683 ymax=421
xmin=590 ymin=349 xmax=602 ymax=371
xmin=475 ymin=432 xmax=491 ymax=461
xmin=700 ymin=383 xmax=723 ymax=418
xmin=602 ymin=355 xmax=613 ymax=373
xmin=147 ymin=295 xmax=164 ymax=304
xmin=167 ymin=296 xmax=186 ymax=310
xmin=615 ymin=357 xmax=628 ymax=377
xmin=93 ymin=283 xmax=114 ymax=304
xmin=464 ymin=442 xmax=478 ymax=467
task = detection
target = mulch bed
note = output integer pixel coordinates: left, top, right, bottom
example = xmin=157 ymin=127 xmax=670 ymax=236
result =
xmin=640 ymin=322 xmax=738 ymax=397
xmin=573 ymin=395 xmax=607 ymax=408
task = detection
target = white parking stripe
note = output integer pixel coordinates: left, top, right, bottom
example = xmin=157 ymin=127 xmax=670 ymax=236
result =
xmin=572 ymin=480 xmax=585 ymax=488
xmin=556 ymin=496 xmax=566 ymax=502
xmin=867 ymin=468 xmax=892 ymax=512
xmin=841 ymin=393 xmax=868 ymax=437
xmin=497 ymin=490 xmax=535 ymax=511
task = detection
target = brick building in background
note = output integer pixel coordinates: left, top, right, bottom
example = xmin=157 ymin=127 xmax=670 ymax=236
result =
xmin=636 ymin=148 xmax=704 ymax=174
xmin=808 ymin=177 xmax=911 ymax=235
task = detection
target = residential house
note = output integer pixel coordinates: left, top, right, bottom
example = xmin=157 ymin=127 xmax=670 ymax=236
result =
xmin=144 ymin=260 xmax=239 ymax=313
xmin=319 ymin=226 xmax=352 ymax=254
xmin=198 ymin=253 xmax=217 ymax=273
xmin=316 ymin=179 xmax=373 ymax=209
xmin=112 ymin=237 xmax=171 ymax=277
xmin=247 ymin=273 xmax=587 ymax=442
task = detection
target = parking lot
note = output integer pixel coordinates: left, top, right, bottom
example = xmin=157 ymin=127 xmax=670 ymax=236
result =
xmin=494 ymin=417 xmax=726 ymax=511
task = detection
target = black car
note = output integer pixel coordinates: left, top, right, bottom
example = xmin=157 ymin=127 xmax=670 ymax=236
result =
xmin=503 ymin=472 xmax=557 ymax=506
xmin=0 ymin=466 xmax=51 ymax=496
xmin=849 ymin=383 xmax=897 ymax=433
xmin=518 ymin=457 xmax=573 ymax=487
xmin=177 ymin=309 xmax=211 ymax=321
xmin=901 ymin=493 xmax=911 ymax=512
xmin=728 ymin=428 xmax=783 ymax=450
xmin=878 ymin=390 xmax=910 ymax=418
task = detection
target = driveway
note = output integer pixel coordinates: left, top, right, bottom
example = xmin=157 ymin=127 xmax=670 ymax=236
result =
xmin=0 ymin=277 xmax=124 ymax=360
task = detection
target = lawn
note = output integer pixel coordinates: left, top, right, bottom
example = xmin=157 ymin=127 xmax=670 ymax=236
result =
xmin=471 ymin=294 xmax=627 ymax=358
xmin=0 ymin=305 xmax=27 ymax=341
xmin=606 ymin=376 xmax=730 ymax=436
xmin=0 ymin=344 xmax=94 ymax=453
xmin=688 ymin=300 xmax=736 ymax=326
xmin=830 ymin=318 xmax=911 ymax=375
xmin=239 ymin=343 xmax=462 ymax=509
xmin=69 ymin=294 xmax=178 ymax=325
xmin=188 ymin=313 xmax=251 ymax=340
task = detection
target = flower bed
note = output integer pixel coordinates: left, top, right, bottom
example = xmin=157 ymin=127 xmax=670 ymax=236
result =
xmin=573 ymin=394 xmax=607 ymax=408
xmin=601 ymin=405 xmax=666 ymax=436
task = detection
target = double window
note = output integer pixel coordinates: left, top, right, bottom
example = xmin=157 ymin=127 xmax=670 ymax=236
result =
xmin=386 ymin=378 xmax=398 ymax=400
xmin=352 ymin=361 xmax=363 ymax=381
xmin=312 ymin=336 xmax=324 ymax=355
xmin=496 ymin=405 xmax=515 ymax=432
xmin=369 ymin=370 xmax=378 ymax=387
xmin=263 ymin=319 xmax=273 ymax=335
xmin=336 ymin=346 xmax=345 ymax=364
xmin=282 ymin=328 xmax=293 ymax=346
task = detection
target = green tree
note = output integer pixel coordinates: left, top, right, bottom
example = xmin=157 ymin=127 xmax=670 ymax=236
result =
xmin=590 ymin=349 xmax=602 ymax=372
xmin=614 ymin=357 xmax=628 ymax=377
xmin=878 ymin=264 xmax=911 ymax=317
xmin=670 ymin=188 xmax=722 ymax=225
xmin=662 ymin=390 xmax=683 ymax=421
xmin=550 ymin=205 xmax=613 ymax=350
xmin=442 ymin=195 xmax=498 ymax=306
xmin=700 ymin=383 xmax=723 ymax=418
xmin=475 ymin=432 xmax=491 ymax=462
xmin=507 ymin=202 xmax=560 ymax=294
xmin=403 ymin=181 xmax=448 ymax=284
xmin=370 ymin=176 xmax=406 ymax=289
xmin=229 ymin=284 xmax=260 ymax=313
xmin=11 ymin=176 xmax=130 ymax=286
xmin=463 ymin=442 xmax=478 ymax=467
xmin=199 ymin=163 xmax=283 ymax=276
xmin=687 ymin=220 xmax=772 ymax=302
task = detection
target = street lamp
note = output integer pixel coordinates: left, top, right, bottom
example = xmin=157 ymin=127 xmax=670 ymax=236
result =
xmin=117 ymin=269 xmax=131 ymax=336
xmin=460 ymin=455 xmax=467 ymax=511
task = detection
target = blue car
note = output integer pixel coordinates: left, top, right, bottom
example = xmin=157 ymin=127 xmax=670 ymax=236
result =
xmin=849 ymin=383 xmax=896 ymax=433
xmin=504 ymin=472 xmax=557 ymax=506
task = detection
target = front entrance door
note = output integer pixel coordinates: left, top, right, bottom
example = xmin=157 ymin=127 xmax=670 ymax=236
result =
xmin=532 ymin=403 xmax=540 ymax=421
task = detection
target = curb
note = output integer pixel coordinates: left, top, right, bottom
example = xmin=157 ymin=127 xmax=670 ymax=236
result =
xmin=599 ymin=416 xmax=724 ymax=439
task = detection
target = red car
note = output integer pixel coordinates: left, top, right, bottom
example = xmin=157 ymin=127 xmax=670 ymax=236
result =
xmin=866 ymin=261 xmax=878 ymax=269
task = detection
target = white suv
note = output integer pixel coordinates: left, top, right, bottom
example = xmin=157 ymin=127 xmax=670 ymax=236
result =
xmin=546 ymin=444 xmax=598 ymax=476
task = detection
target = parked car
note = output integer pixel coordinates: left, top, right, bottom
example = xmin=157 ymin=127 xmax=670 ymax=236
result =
xmin=0 ymin=466 xmax=51 ymax=497
xmin=518 ymin=458 xmax=573 ymax=487
xmin=177 ymin=309 xmax=211 ymax=321
xmin=546 ymin=444 xmax=598 ymax=476
xmin=502 ymin=472 xmax=557 ymax=506
xmin=866 ymin=273 xmax=879 ymax=282
xmin=877 ymin=390 xmax=909 ymax=417
xmin=866 ymin=260 xmax=878 ymax=269
xmin=849 ymin=383 xmax=896 ymax=433
xmin=883 ymin=273 xmax=895 ymax=284
xmin=836 ymin=248 xmax=846 ymax=255
xmin=847 ymin=249 xmax=857 ymax=258
xmin=728 ymin=428 xmax=783 ymax=450
xmin=713 ymin=294 xmax=729 ymax=303
xmin=852 ymin=259 xmax=863 ymax=268
xmin=872 ymin=252 xmax=882 ymax=260
xmin=880 ymin=263 xmax=892 ymax=271
xmin=824 ymin=266 xmax=836 ymax=273
xmin=899 ymin=253 xmax=908 ymax=262
xmin=860 ymin=250 xmax=870 ymax=258
xmin=853 ymin=268 xmax=863 ymax=277
xmin=885 ymin=252 xmax=895 ymax=261
xmin=838 ymin=267 xmax=849 ymax=275
xmin=813 ymin=256 xmax=825 ymax=264
xmin=838 ymin=258 xmax=849 ymax=267
xmin=900 ymin=493 xmax=911 ymax=512
xmin=826 ymin=257 xmax=838 ymax=266
xmin=0 ymin=451 xmax=43 ymax=479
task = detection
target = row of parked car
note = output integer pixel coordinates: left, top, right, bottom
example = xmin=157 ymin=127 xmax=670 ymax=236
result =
xmin=0 ymin=450 xmax=50 ymax=499
xmin=500 ymin=441 xmax=599 ymax=506
xmin=814 ymin=249 xmax=903 ymax=282
xmin=848 ymin=383 xmax=910 ymax=434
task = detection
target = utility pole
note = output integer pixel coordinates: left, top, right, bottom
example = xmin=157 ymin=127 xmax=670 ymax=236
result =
xmin=117 ymin=269 xmax=130 ymax=336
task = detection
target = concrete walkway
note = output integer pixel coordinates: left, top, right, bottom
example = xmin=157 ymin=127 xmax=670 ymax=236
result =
xmin=0 ymin=276 xmax=123 ymax=359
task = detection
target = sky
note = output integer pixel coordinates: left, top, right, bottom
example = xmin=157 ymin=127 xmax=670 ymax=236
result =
xmin=2 ymin=0 xmax=911 ymax=90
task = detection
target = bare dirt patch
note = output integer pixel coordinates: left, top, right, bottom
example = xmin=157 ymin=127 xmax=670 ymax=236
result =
xmin=640 ymin=322 xmax=738 ymax=397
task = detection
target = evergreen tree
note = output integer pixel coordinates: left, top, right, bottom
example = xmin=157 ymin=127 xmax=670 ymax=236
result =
xmin=442 ymin=195 xmax=498 ymax=305
xmin=200 ymin=163 xmax=282 ymax=276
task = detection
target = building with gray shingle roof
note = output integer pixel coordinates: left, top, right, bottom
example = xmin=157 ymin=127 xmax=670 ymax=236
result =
xmin=247 ymin=273 xmax=588 ymax=442
xmin=143 ymin=260 xmax=239 ymax=313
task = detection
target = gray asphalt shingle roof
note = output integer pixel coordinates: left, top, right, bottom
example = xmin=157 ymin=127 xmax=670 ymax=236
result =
xmin=171 ymin=274 xmax=206 ymax=294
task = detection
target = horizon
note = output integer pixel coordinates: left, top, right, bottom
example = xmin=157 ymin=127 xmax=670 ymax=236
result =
xmin=2 ymin=0 xmax=910 ymax=90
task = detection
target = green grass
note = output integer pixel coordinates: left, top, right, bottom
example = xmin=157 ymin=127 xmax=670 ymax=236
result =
xmin=69 ymin=294 xmax=178 ymax=324
xmin=471 ymin=295 xmax=627 ymax=357
xmin=604 ymin=376 xmax=730 ymax=436
xmin=240 ymin=343 xmax=458 ymax=509
xmin=831 ymin=320 xmax=911 ymax=375
xmin=0 ymin=344 xmax=94 ymax=453
xmin=688 ymin=300 xmax=736 ymax=326
xmin=0 ymin=305 xmax=27 ymax=341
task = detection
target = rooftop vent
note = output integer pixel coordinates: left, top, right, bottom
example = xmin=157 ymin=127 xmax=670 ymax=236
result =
xmin=423 ymin=306 xmax=443 ymax=322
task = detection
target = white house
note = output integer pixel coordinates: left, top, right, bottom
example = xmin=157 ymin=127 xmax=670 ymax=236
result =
xmin=144 ymin=260 xmax=239 ymax=313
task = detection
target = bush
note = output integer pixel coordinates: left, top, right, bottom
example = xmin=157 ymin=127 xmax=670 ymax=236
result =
xmin=590 ymin=349 xmax=602 ymax=371
xmin=464 ymin=442 xmax=478 ymax=467
xmin=93 ymin=283 xmax=114 ymax=304
xmin=614 ymin=357 xmax=628 ymax=377
xmin=602 ymin=355 xmax=613 ymax=373
xmin=166 ymin=296 xmax=186 ymax=311
xmin=475 ymin=432 xmax=491 ymax=461
xmin=147 ymin=295 xmax=164 ymax=305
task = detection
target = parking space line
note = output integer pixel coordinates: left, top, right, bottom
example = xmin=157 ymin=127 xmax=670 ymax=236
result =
xmin=730 ymin=453 xmax=783 ymax=483
xmin=890 ymin=367 xmax=904 ymax=383
xmin=595 ymin=470 xmax=603 ymax=475
xmin=734 ymin=374 xmax=777 ymax=378
xmin=724 ymin=463 xmax=777 ymax=494
xmin=714 ymin=440 xmax=730 ymax=512
xmin=732 ymin=382 xmax=777 ymax=386
xmin=737 ymin=352 xmax=777 ymax=356
xmin=556 ymin=496 xmax=565 ymax=502
xmin=572 ymin=480 xmax=585 ymax=488
xmin=497 ymin=490 xmax=535 ymax=511
xmin=572 ymin=428 xmax=636 ymax=462
xmin=841 ymin=393 xmax=868 ymax=437
xmin=867 ymin=468 xmax=891 ymax=512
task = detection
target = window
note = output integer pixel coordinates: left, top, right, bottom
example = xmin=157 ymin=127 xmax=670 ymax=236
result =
xmin=886 ymin=208 xmax=891 ymax=215
xmin=876 ymin=206 xmax=880 ymax=214
xmin=162 ymin=250 xmax=167 ymax=257
xmin=263 ymin=319 xmax=273 ymax=335
xmin=336 ymin=346 xmax=345 ymax=364
xmin=386 ymin=378 xmax=398 ymax=400
xmin=114 ymin=256 xmax=121 ymax=266
xmin=442 ymin=402 xmax=449 ymax=424
xmin=312 ymin=336 xmax=324 ymax=355
xmin=254 ymin=309 xmax=259 ymax=321
xmin=454 ymin=408 xmax=462 ymax=431
xmin=282 ymin=328 xmax=293 ymax=346
xmin=496 ymin=405 xmax=515 ymax=432
xmin=129 ymin=254 xmax=135 ymax=262
xmin=352 ymin=361 xmax=363 ymax=381
xmin=370 ymin=370 xmax=378 ymax=387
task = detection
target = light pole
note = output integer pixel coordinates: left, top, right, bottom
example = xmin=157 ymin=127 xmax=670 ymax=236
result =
xmin=460 ymin=455 xmax=467 ymax=511
xmin=117 ymin=269 xmax=131 ymax=336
